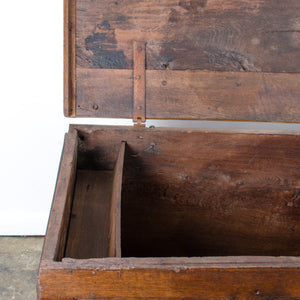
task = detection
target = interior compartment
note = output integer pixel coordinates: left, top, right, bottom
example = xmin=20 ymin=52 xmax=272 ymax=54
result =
xmin=64 ymin=170 xmax=114 ymax=258
xmin=63 ymin=127 xmax=300 ymax=259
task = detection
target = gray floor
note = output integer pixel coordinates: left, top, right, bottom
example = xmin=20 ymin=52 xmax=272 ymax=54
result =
xmin=0 ymin=237 xmax=44 ymax=300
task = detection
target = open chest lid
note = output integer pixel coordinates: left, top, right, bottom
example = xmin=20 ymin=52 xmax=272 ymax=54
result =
xmin=64 ymin=0 xmax=300 ymax=125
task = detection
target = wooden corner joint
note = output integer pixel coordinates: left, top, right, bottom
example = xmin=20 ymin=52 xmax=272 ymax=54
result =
xmin=133 ymin=41 xmax=146 ymax=126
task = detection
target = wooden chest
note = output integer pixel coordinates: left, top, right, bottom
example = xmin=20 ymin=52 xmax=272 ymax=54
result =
xmin=38 ymin=0 xmax=300 ymax=299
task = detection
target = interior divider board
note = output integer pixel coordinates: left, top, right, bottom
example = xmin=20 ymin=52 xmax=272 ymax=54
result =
xmin=76 ymin=69 xmax=300 ymax=122
xmin=64 ymin=141 xmax=125 ymax=259
xmin=108 ymin=142 xmax=126 ymax=258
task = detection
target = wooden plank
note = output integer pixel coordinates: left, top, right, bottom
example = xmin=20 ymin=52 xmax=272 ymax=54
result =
xmin=38 ymin=265 xmax=300 ymax=299
xmin=75 ymin=0 xmax=300 ymax=72
xmin=64 ymin=170 xmax=114 ymax=259
xmin=146 ymin=70 xmax=300 ymax=121
xmin=40 ymin=129 xmax=78 ymax=261
xmin=76 ymin=69 xmax=300 ymax=122
xmin=76 ymin=69 xmax=132 ymax=118
xmin=64 ymin=0 xmax=76 ymax=117
xmin=108 ymin=142 xmax=126 ymax=257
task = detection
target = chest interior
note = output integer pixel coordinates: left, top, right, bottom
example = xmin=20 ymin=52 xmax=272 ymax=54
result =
xmin=57 ymin=126 xmax=300 ymax=261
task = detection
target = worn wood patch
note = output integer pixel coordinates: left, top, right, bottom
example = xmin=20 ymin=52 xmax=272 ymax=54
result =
xmin=76 ymin=69 xmax=300 ymax=122
xmin=75 ymin=0 xmax=300 ymax=72
xmin=76 ymin=69 xmax=132 ymax=118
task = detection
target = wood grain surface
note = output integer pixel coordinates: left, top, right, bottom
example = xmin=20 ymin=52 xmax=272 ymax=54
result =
xmin=71 ymin=125 xmax=300 ymax=257
xmin=133 ymin=42 xmax=146 ymax=123
xmin=64 ymin=170 xmax=114 ymax=259
xmin=108 ymin=142 xmax=125 ymax=257
xmin=38 ymin=266 xmax=300 ymax=299
xmin=40 ymin=129 xmax=78 ymax=262
xmin=75 ymin=0 xmax=300 ymax=72
xmin=76 ymin=69 xmax=300 ymax=122
xmin=65 ymin=0 xmax=300 ymax=120
xmin=64 ymin=0 xmax=76 ymax=117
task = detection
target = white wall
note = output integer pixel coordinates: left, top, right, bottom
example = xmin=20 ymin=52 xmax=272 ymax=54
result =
xmin=1 ymin=0 xmax=300 ymax=235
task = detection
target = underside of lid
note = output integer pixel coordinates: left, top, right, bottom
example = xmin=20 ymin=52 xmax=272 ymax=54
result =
xmin=64 ymin=0 xmax=300 ymax=123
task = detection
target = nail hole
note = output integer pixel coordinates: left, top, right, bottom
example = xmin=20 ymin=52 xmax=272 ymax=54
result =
xmin=92 ymin=104 xmax=99 ymax=110
xmin=162 ymin=63 xmax=169 ymax=69
xmin=162 ymin=80 xmax=167 ymax=86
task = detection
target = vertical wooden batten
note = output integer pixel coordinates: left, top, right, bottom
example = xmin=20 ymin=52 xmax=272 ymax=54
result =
xmin=133 ymin=42 xmax=146 ymax=126
xmin=64 ymin=0 xmax=76 ymax=117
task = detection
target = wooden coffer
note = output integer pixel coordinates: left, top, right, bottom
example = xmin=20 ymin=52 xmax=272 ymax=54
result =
xmin=37 ymin=0 xmax=300 ymax=299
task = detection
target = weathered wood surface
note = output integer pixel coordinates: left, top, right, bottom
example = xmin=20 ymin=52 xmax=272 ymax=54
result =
xmin=64 ymin=0 xmax=76 ymax=117
xmin=40 ymin=130 xmax=78 ymax=262
xmin=65 ymin=0 xmax=300 ymax=120
xmin=76 ymin=69 xmax=300 ymax=122
xmin=38 ymin=265 xmax=300 ymax=299
xmin=75 ymin=0 xmax=300 ymax=72
xmin=76 ymin=69 xmax=132 ymax=118
xmin=108 ymin=142 xmax=125 ymax=257
xmin=64 ymin=170 xmax=114 ymax=259
xmin=72 ymin=125 xmax=300 ymax=256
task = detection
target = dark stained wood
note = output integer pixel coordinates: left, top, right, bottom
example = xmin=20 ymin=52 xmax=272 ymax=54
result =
xmin=64 ymin=0 xmax=76 ymax=117
xmin=40 ymin=129 xmax=78 ymax=261
xmin=64 ymin=170 xmax=114 ymax=259
xmin=108 ymin=142 xmax=125 ymax=257
xmin=75 ymin=0 xmax=300 ymax=73
xmin=76 ymin=69 xmax=300 ymax=122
